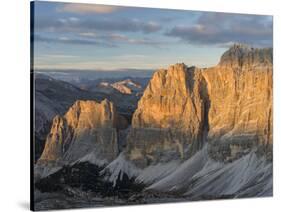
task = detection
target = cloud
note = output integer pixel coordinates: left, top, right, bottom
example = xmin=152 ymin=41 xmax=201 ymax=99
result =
xmin=165 ymin=13 xmax=273 ymax=47
xmin=33 ymin=34 xmax=116 ymax=47
xmin=58 ymin=3 xmax=120 ymax=14
xmin=33 ymin=16 xmax=164 ymax=48
xmin=79 ymin=32 xmax=164 ymax=47
xmin=79 ymin=19 xmax=161 ymax=33
xmin=33 ymin=32 xmax=164 ymax=48
xmin=35 ymin=17 xmax=162 ymax=34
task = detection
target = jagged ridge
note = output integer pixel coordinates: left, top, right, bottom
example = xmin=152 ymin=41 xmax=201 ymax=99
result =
xmin=219 ymin=44 xmax=273 ymax=68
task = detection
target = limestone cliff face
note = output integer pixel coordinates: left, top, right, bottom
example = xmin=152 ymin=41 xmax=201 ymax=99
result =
xmin=126 ymin=45 xmax=272 ymax=165
xmin=203 ymin=45 xmax=273 ymax=161
xmin=132 ymin=63 xmax=208 ymax=130
xmin=126 ymin=64 xmax=210 ymax=167
xmin=38 ymin=99 xmax=127 ymax=165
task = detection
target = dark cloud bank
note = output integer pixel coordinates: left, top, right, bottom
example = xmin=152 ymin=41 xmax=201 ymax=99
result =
xmin=166 ymin=13 xmax=273 ymax=47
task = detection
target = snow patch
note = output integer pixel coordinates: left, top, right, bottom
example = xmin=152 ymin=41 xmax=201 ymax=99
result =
xmin=136 ymin=160 xmax=181 ymax=185
xmin=183 ymin=151 xmax=272 ymax=197
xmin=101 ymin=153 xmax=141 ymax=187
xmin=147 ymin=145 xmax=209 ymax=192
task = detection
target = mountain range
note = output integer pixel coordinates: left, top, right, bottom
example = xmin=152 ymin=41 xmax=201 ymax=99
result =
xmin=33 ymin=44 xmax=273 ymax=210
xmin=34 ymin=74 xmax=148 ymax=161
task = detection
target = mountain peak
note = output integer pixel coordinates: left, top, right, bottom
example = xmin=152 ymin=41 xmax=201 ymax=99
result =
xmin=37 ymin=99 xmax=121 ymax=167
xmin=168 ymin=63 xmax=187 ymax=71
xmin=97 ymin=79 xmax=142 ymax=95
xmin=229 ymin=43 xmax=251 ymax=50
xmin=219 ymin=44 xmax=273 ymax=68
xmin=65 ymin=99 xmax=116 ymax=130
xmin=132 ymin=62 xmax=204 ymax=130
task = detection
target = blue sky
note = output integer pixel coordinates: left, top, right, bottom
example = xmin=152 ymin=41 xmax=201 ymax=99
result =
xmin=32 ymin=1 xmax=273 ymax=70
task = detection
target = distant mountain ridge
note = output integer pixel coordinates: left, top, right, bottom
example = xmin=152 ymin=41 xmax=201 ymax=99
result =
xmin=96 ymin=79 xmax=142 ymax=95
xmin=36 ymin=69 xmax=154 ymax=89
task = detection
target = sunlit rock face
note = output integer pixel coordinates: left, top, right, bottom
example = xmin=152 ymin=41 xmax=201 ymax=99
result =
xmin=132 ymin=63 xmax=208 ymax=130
xmin=33 ymin=74 xmax=113 ymax=161
xmin=203 ymin=45 xmax=273 ymax=161
xmin=37 ymin=99 xmax=127 ymax=165
xmin=126 ymin=45 xmax=273 ymax=166
xmin=127 ymin=64 xmax=210 ymax=167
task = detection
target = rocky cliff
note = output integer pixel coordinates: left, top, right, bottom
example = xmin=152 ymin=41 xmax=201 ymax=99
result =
xmin=37 ymin=99 xmax=128 ymax=168
xmin=125 ymin=64 xmax=209 ymax=167
xmin=34 ymin=74 xmax=110 ymax=161
xmin=124 ymin=44 xmax=272 ymax=166
xmin=203 ymin=44 xmax=273 ymax=161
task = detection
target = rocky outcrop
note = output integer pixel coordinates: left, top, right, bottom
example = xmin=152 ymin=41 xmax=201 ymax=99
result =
xmin=34 ymin=74 xmax=110 ymax=161
xmin=125 ymin=44 xmax=272 ymax=165
xmin=125 ymin=64 xmax=210 ymax=167
xmin=37 ymin=99 xmax=128 ymax=167
xmin=219 ymin=44 xmax=273 ymax=68
xmin=203 ymin=44 xmax=272 ymax=161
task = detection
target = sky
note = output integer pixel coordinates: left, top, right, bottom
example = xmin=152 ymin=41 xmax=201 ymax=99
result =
xmin=32 ymin=1 xmax=273 ymax=71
